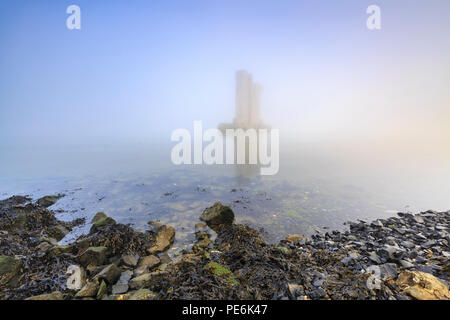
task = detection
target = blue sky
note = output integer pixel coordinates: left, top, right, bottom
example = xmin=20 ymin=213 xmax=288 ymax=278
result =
xmin=1 ymin=0 xmax=449 ymax=146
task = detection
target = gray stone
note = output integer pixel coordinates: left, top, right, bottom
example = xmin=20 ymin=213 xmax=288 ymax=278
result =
xmin=121 ymin=252 xmax=140 ymax=267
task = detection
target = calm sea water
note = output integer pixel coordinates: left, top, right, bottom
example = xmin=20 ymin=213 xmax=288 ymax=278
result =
xmin=1 ymin=139 xmax=449 ymax=251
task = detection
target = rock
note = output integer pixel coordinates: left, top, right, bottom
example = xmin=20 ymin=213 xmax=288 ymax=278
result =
xmin=401 ymin=241 xmax=416 ymax=249
xmin=210 ymin=250 xmax=222 ymax=262
xmin=112 ymin=271 xmax=132 ymax=295
xmin=366 ymin=263 xmax=398 ymax=280
xmin=147 ymin=225 xmax=175 ymax=254
xmin=195 ymin=222 xmax=207 ymax=230
xmin=77 ymin=246 xmax=107 ymax=267
xmin=36 ymin=241 xmax=53 ymax=252
xmin=286 ymin=234 xmax=303 ymax=243
xmin=94 ymin=264 xmax=121 ymax=284
xmin=121 ymin=252 xmax=140 ymax=267
xmin=136 ymin=255 xmax=160 ymax=274
xmin=199 ymin=202 xmax=234 ymax=231
xmin=89 ymin=212 xmax=116 ymax=234
xmin=0 ymin=255 xmax=21 ymax=285
xmin=75 ymin=280 xmax=100 ymax=298
xmin=413 ymin=215 xmax=424 ymax=224
xmin=97 ymin=280 xmax=107 ymax=299
xmin=66 ymin=265 xmax=85 ymax=290
xmin=52 ymin=244 xmax=73 ymax=255
xmin=129 ymin=270 xmax=167 ymax=290
xmin=25 ymin=291 xmax=64 ymax=300
xmin=399 ymin=260 xmax=414 ymax=269
xmin=129 ymin=289 xmax=157 ymax=300
xmin=313 ymin=279 xmax=324 ymax=287
xmin=160 ymin=253 xmax=172 ymax=264
xmin=36 ymin=195 xmax=63 ymax=207
xmin=309 ymin=288 xmax=326 ymax=299
xmin=287 ymin=283 xmax=301 ymax=298
xmin=368 ymin=251 xmax=382 ymax=264
xmin=47 ymin=224 xmax=70 ymax=241
xmin=377 ymin=245 xmax=403 ymax=261
xmin=397 ymin=271 xmax=450 ymax=300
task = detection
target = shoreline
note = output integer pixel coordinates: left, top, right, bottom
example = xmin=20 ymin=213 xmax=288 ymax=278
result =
xmin=0 ymin=195 xmax=448 ymax=300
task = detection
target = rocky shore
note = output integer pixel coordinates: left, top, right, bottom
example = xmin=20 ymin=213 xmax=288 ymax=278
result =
xmin=0 ymin=195 xmax=449 ymax=300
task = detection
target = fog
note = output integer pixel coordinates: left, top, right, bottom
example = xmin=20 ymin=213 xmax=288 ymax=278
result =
xmin=0 ymin=1 xmax=449 ymax=213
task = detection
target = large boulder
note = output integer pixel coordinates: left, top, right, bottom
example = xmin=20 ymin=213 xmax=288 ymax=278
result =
xmin=397 ymin=271 xmax=450 ymax=300
xmin=199 ymin=202 xmax=234 ymax=231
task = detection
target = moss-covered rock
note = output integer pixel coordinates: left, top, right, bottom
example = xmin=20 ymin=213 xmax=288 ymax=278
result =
xmin=204 ymin=261 xmax=232 ymax=276
xmin=90 ymin=212 xmax=116 ymax=234
xmin=97 ymin=280 xmax=107 ymax=300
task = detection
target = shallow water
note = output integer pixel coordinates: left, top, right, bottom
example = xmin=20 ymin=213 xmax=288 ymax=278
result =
xmin=1 ymin=140 xmax=449 ymax=250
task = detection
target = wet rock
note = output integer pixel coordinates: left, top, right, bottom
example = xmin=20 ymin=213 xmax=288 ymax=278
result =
xmin=89 ymin=212 xmax=116 ymax=234
xmin=36 ymin=195 xmax=63 ymax=208
xmin=397 ymin=271 xmax=450 ymax=300
xmin=66 ymin=265 xmax=85 ymax=290
xmin=47 ymin=224 xmax=70 ymax=241
xmin=25 ymin=291 xmax=64 ymax=300
xmin=200 ymin=202 xmax=234 ymax=231
xmin=147 ymin=225 xmax=175 ymax=254
xmin=94 ymin=264 xmax=121 ymax=284
xmin=77 ymin=246 xmax=107 ymax=267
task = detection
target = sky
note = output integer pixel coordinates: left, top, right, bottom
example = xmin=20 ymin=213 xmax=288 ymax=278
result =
xmin=0 ymin=0 xmax=449 ymax=148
